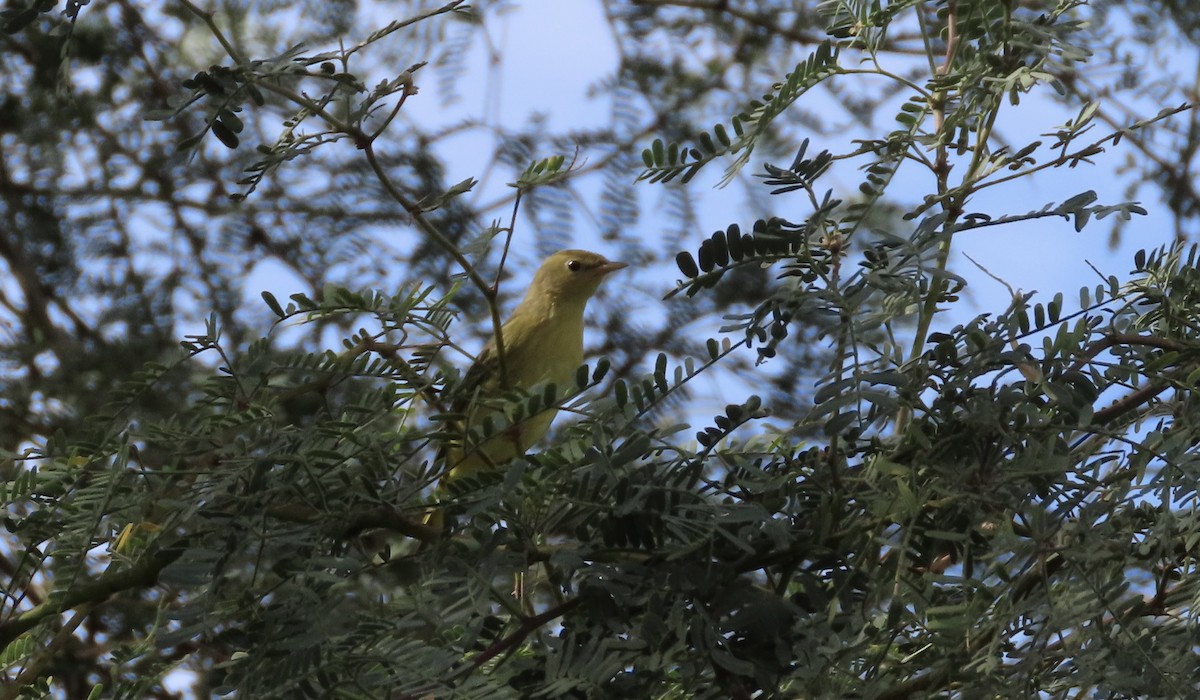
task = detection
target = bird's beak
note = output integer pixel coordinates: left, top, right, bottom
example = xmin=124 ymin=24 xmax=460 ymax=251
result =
xmin=597 ymin=260 xmax=628 ymax=275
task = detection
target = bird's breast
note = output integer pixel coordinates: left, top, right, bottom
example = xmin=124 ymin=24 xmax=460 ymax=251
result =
xmin=503 ymin=307 xmax=585 ymax=390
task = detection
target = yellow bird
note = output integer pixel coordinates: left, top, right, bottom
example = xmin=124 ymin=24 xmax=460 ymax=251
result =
xmin=429 ymin=249 xmax=627 ymax=528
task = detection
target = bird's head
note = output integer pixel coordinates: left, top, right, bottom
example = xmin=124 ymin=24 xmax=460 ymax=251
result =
xmin=527 ymin=249 xmax=628 ymax=305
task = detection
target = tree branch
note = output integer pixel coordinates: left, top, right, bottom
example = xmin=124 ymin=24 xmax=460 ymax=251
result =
xmin=0 ymin=548 xmax=181 ymax=652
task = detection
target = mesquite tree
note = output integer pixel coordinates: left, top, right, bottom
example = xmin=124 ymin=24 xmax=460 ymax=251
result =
xmin=4 ymin=1 xmax=1200 ymax=698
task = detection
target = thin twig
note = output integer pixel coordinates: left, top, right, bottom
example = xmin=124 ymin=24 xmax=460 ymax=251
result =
xmin=177 ymin=0 xmax=247 ymax=66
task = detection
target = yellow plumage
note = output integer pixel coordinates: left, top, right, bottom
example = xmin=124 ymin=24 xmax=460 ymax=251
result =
xmin=429 ymin=249 xmax=627 ymax=527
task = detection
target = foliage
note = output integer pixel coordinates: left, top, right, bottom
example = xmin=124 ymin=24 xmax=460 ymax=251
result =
xmin=5 ymin=1 xmax=1200 ymax=699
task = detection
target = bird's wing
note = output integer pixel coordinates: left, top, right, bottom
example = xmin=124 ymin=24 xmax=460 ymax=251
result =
xmin=455 ymin=312 xmax=539 ymax=409
xmin=454 ymin=338 xmax=502 ymax=413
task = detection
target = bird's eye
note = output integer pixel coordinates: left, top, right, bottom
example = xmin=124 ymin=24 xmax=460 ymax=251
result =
xmin=566 ymin=259 xmax=582 ymax=272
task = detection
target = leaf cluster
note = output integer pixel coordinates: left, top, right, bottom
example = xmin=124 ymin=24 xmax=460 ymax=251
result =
xmin=8 ymin=1 xmax=1200 ymax=699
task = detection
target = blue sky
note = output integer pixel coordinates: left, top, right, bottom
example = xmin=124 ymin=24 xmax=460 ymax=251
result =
xmin=393 ymin=0 xmax=1179 ymax=325
xmin=229 ymin=0 xmax=1192 ymax=413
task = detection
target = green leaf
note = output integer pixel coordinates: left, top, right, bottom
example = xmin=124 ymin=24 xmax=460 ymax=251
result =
xmin=261 ymin=291 xmax=285 ymax=318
